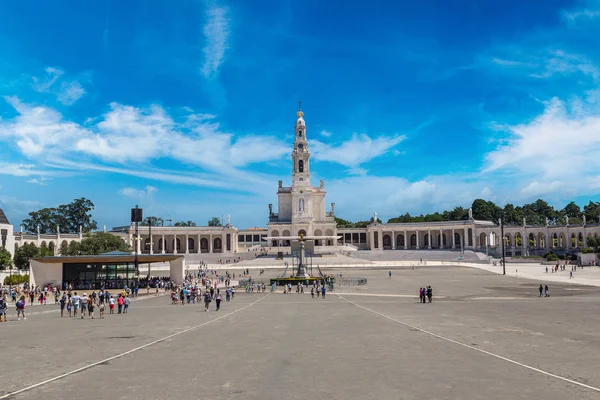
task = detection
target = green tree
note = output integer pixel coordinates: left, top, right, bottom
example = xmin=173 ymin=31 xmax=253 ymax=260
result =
xmin=140 ymin=216 xmax=164 ymax=226
xmin=174 ymin=220 xmax=197 ymax=227
xmin=13 ymin=243 xmax=41 ymax=270
xmin=208 ymin=217 xmax=222 ymax=227
xmin=334 ymin=217 xmax=354 ymax=228
xmin=62 ymin=232 xmax=131 ymax=256
xmin=583 ymin=201 xmax=600 ymax=223
xmin=0 ymin=248 xmax=12 ymax=270
xmin=471 ymin=199 xmax=502 ymax=222
xmin=21 ymin=198 xmax=97 ymax=234
xmin=586 ymin=236 xmax=600 ymax=253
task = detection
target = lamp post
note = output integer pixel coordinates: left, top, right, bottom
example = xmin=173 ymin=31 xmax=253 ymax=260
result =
xmin=131 ymin=206 xmax=143 ymax=277
xmin=500 ymin=217 xmax=506 ymax=275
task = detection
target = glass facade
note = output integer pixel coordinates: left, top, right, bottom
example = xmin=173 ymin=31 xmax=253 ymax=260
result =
xmin=62 ymin=263 xmax=139 ymax=290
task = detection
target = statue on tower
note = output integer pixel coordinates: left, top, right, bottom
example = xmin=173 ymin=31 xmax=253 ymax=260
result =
xmin=320 ymin=179 xmax=324 ymax=189
xmin=373 ymin=211 xmax=378 ymax=224
xmin=468 ymin=208 xmax=473 ymax=220
xmin=268 ymin=203 xmax=273 ymax=216
xmin=227 ymin=214 xmax=231 ymax=226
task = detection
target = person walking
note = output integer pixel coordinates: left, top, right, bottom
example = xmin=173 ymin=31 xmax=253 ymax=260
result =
xmin=16 ymin=295 xmax=26 ymax=320
xmin=203 ymin=291 xmax=211 ymax=311
xmin=389 ymin=271 xmax=392 ymax=279
xmin=538 ymin=284 xmax=543 ymax=297
xmin=59 ymin=295 xmax=66 ymax=317
xmin=124 ymin=296 xmax=130 ymax=314
xmin=321 ymin=284 xmax=326 ymax=299
xmin=215 ymin=289 xmax=222 ymax=311
xmin=117 ymin=295 xmax=124 ymax=314
xmin=544 ymin=284 xmax=549 ymax=297
xmin=0 ymin=296 xmax=7 ymax=322
xmin=427 ymin=286 xmax=432 ymax=303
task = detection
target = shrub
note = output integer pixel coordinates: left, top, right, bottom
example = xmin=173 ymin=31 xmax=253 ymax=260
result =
xmin=582 ymin=248 xmax=595 ymax=254
xmin=546 ymin=253 xmax=560 ymax=261
xmin=3 ymin=274 xmax=29 ymax=286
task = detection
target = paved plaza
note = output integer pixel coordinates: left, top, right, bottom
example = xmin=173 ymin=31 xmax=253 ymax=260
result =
xmin=3 ymin=266 xmax=600 ymax=399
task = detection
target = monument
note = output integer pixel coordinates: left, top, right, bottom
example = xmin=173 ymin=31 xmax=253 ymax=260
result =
xmin=295 ymin=232 xmax=310 ymax=278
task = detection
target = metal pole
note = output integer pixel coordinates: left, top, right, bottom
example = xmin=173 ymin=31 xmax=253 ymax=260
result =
xmin=500 ymin=217 xmax=506 ymax=275
xmin=134 ymin=206 xmax=139 ymax=276
xmin=148 ymin=217 xmax=152 ymax=280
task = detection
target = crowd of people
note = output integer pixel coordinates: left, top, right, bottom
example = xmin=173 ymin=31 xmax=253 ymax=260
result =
xmin=419 ymin=286 xmax=433 ymax=303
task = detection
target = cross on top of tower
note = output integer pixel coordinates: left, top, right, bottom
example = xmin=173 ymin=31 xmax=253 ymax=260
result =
xmin=297 ymin=100 xmax=304 ymax=118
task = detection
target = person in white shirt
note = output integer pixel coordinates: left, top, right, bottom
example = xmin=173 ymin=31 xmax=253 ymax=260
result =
xmin=72 ymin=292 xmax=81 ymax=318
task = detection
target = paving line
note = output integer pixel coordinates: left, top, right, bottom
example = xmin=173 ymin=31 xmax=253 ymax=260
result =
xmin=334 ymin=292 xmax=447 ymax=299
xmin=337 ymin=294 xmax=600 ymax=394
xmin=0 ymin=293 xmax=270 ymax=400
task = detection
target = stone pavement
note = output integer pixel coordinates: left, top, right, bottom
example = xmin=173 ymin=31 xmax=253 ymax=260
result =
xmin=465 ymin=262 xmax=600 ymax=288
xmin=2 ymin=266 xmax=600 ymax=400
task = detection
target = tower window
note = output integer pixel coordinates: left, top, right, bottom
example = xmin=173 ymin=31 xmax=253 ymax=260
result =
xmin=298 ymin=130 xmax=303 ymax=137
xmin=298 ymin=160 xmax=304 ymax=173
xmin=298 ymin=143 xmax=304 ymax=150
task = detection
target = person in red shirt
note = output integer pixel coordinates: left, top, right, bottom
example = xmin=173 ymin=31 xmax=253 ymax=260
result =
xmin=117 ymin=295 xmax=124 ymax=314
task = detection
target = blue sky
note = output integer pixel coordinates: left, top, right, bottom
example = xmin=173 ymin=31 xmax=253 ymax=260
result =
xmin=1 ymin=0 xmax=600 ymax=230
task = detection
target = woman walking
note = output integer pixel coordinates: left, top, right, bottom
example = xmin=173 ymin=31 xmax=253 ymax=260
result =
xmin=215 ymin=289 xmax=222 ymax=311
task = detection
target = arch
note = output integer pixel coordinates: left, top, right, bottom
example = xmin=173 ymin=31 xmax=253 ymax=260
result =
xmin=410 ymin=234 xmax=417 ymax=247
xmin=454 ymin=232 xmax=462 ymax=246
xmin=396 ymin=234 xmax=405 ymax=248
xmin=382 ymin=234 xmax=392 ymax=250
xmin=48 ymin=241 xmax=55 ymax=254
xmin=558 ymin=233 xmax=566 ymax=248
xmin=188 ymin=237 xmax=195 ymax=253
xmin=437 ymin=233 xmax=447 ymax=248
xmin=538 ymin=233 xmax=545 ymax=249
xmin=60 ymin=240 xmax=68 ymax=254
xmin=528 ymin=233 xmax=536 ymax=248
xmin=479 ymin=233 xmax=487 ymax=248
xmin=41 ymin=241 xmax=47 ymax=248
xmin=144 ymin=238 xmax=151 ymax=253
xmin=172 ymin=238 xmax=181 ymax=252
xmin=489 ymin=232 xmax=497 ymax=247
xmin=515 ymin=232 xmax=523 ymax=247
xmin=298 ymin=129 xmax=303 ymax=138
xmin=468 ymin=228 xmax=473 ymax=246
xmin=314 ymin=229 xmax=323 ymax=246
xmin=298 ymin=229 xmax=307 ymax=237
xmin=571 ymin=233 xmax=577 ymax=248
xmin=271 ymin=230 xmax=280 ymax=247
xmin=200 ymin=238 xmax=209 ymax=253
xmin=552 ymin=233 xmax=558 ymax=248
xmin=325 ymin=229 xmax=334 ymax=246
xmin=282 ymin=230 xmax=290 ymax=237
xmin=504 ymin=232 xmax=512 ymax=247
xmin=158 ymin=238 xmax=165 ymax=252
xmin=213 ymin=237 xmax=222 ymax=252
xmin=578 ymin=232 xmax=584 ymax=248
xmin=298 ymin=160 xmax=304 ymax=173
xmin=424 ymin=234 xmax=430 ymax=247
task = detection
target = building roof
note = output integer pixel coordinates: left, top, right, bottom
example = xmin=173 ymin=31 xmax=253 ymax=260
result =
xmin=0 ymin=208 xmax=10 ymax=225
xmin=32 ymin=253 xmax=183 ymax=264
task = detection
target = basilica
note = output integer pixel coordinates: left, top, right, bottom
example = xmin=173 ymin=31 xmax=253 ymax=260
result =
xmin=4 ymin=108 xmax=600 ymax=260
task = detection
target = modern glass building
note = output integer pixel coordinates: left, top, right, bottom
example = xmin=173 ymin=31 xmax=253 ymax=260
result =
xmin=30 ymin=252 xmax=185 ymax=289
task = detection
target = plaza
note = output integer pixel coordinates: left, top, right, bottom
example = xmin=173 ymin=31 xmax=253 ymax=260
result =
xmin=2 ymin=265 xmax=600 ymax=399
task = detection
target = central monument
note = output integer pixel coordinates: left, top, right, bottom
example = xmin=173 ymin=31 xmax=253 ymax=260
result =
xmin=295 ymin=232 xmax=310 ymax=278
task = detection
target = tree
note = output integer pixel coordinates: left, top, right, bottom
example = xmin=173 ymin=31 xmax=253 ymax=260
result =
xmin=62 ymin=232 xmax=131 ymax=256
xmin=471 ymin=199 xmax=503 ymax=222
xmin=174 ymin=220 xmax=197 ymax=227
xmin=140 ymin=216 xmax=164 ymax=227
xmin=21 ymin=198 xmax=97 ymax=233
xmin=587 ymin=236 xmax=600 ymax=253
xmin=0 ymin=248 xmax=12 ymax=270
xmin=584 ymin=201 xmax=600 ymax=223
xmin=334 ymin=217 xmax=354 ymax=228
xmin=13 ymin=243 xmax=41 ymax=270
xmin=208 ymin=217 xmax=222 ymax=227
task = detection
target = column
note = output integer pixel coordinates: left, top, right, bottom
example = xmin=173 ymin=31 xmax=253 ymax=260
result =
xmin=439 ymin=229 xmax=444 ymax=249
xmin=463 ymin=227 xmax=468 ymax=249
xmin=427 ymin=229 xmax=431 ymax=249
xmin=136 ymin=235 xmax=141 ymax=254
xmin=161 ymin=234 xmax=165 ymax=254
xmin=222 ymin=233 xmax=226 ymax=253
xmin=149 ymin=232 xmax=153 ymax=254
xmin=209 ymin=234 xmax=213 ymax=253
xmin=369 ymin=230 xmax=375 ymax=250
xmin=185 ymin=234 xmax=189 ymax=254
xmin=173 ymin=234 xmax=177 ymax=254
xmin=392 ymin=231 xmax=396 ymax=249
xmin=198 ymin=233 xmax=201 ymax=254
xmin=522 ymin=231 xmax=527 ymax=252
xmin=404 ymin=230 xmax=408 ymax=249
xmin=452 ymin=229 xmax=456 ymax=249
xmin=416 ymin=230 xmax=420 ymax=249
xmin=378 ymin=230 xmax=383 ymax=251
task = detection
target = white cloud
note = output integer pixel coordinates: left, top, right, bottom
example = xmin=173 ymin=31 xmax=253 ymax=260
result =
xmin=119 ymin=185 xmax=158 ymax=199
xmin=562 ymin=8 xmax=600 ymax=21
xmin=320 ymin=130 xmax=332 ymax=137
xmin=201 ymin=4 xmax=230 ymax=79
xmin=26 ymin=177 xmax=50 ymax=185
xmin=311 ymin=133 xmax=406 ymax=167
xmin=31 ymin=67 xmax=86 ymax=105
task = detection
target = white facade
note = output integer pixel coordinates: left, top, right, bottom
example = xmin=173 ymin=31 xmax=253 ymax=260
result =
xmin=0 ymin=208 xmax=15 ymax=259
xmin=267 ymin=109 xmax=337 ymax=246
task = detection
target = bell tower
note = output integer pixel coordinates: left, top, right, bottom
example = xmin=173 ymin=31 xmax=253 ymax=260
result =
xmin=292 ymin=102 xmax=310 ymax=189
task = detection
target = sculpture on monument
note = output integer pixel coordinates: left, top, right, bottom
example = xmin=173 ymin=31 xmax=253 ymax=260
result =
xmin=468 ymin=208 xmax=473 ymax=219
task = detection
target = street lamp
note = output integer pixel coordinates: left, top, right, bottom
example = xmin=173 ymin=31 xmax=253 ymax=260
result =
xmin=499 ymin=216 xmax=506 ymax=275
xmin=131 ymin=205 xmax=143 ymax=277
